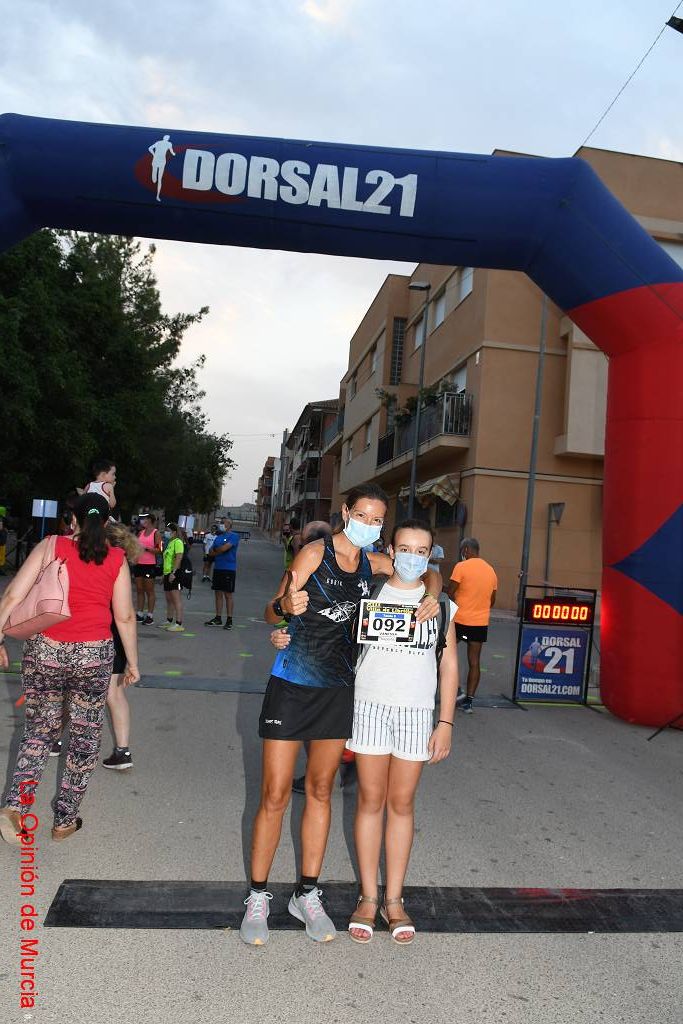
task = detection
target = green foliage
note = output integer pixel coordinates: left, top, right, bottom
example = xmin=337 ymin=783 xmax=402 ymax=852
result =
xmin=0 ymin=231 xmax=234 ymax=517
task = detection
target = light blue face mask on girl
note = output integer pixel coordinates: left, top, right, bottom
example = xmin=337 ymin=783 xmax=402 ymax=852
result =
xmin=343 ymin=517 xmax=382 ymax=549
xmin=393 ymin=551 xmax=430 ymax=583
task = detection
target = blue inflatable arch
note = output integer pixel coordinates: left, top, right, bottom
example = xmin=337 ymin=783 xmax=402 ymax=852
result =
xmin=0 ymin=114 xmax=681 ymax=727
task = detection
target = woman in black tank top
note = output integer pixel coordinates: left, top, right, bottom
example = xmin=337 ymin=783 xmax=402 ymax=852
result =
xmin=240 ymin=485 xmax=442 ymax=946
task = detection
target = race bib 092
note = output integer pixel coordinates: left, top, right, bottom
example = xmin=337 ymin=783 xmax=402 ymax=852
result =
xmin=357 ymin=600 xmax=417 ymax=647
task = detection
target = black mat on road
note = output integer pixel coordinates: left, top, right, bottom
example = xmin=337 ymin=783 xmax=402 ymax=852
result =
xmin=44 ymin=880 xmax=683 ymax=932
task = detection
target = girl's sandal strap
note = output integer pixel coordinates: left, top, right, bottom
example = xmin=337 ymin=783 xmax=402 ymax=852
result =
xmin=349 ymin=896 xmax=379 ymax=943
xmin=381 ymin=899 xmax=416 ymax=942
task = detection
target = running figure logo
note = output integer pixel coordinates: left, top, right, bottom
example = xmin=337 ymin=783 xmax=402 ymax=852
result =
xmin=148 ymin=135 xmax=176 ymax=202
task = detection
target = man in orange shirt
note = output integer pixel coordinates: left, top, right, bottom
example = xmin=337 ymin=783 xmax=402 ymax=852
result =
xmin=447 ymin=538 xmax=497 ymax=714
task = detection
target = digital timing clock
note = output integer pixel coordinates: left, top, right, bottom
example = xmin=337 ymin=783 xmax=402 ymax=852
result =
xmin=523 ymin=598 xmax=594 ymax=625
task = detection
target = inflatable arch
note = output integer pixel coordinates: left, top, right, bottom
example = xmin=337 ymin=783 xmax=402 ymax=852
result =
xmin=0 ymin=113 xmax=681 ymax=727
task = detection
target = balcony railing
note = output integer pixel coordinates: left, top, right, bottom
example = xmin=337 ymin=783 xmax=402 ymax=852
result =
xmin=322 ymin=409 xmax=345 ymax=449
xmin=376 ymin=392 xmax=472 ymax=467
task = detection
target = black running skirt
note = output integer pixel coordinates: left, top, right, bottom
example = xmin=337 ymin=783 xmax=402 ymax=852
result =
xmin=111 ymin=621 xmax=126 ymax=675
xmin=258 ymin=676 xmax=353 ymax=741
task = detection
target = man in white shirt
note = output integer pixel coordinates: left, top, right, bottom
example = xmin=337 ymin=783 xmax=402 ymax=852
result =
xmin=202 ymin=524 xmax=217 ymax=582
xmin=428 ymin=529 xmax=445 ymax=574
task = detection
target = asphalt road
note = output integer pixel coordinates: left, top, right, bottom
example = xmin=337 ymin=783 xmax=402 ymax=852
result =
xmin=0 ymin=533 xmax=681 ymax=1024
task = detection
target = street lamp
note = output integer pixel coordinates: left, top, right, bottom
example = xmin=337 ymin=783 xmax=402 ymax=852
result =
xmin=407 ymin=281 xmax=431 ymax=517
xmin=544 ymin=501 xmax=565 ymax=590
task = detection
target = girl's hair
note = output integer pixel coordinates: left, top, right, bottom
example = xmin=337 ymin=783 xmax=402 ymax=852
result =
xmin=343 ymin=483 xmax=389 ymax=512
xmin=391 ymin=518 xmax=434 ymax=548
xmin=106 ymin=522 xmax=142 ymax=564
xmin=75 ymin=493 xmax=110 ymax=564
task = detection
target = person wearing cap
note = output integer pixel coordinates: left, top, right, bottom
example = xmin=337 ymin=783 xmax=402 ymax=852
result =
xmin=0 ymin=493 xmax=140 ymax=844
xmin=162 ymin=523 xmax=185 ymax=632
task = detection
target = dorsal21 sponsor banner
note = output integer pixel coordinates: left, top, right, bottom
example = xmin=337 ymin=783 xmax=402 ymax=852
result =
xmin=513 ymin=590 xmax=596 ymax=705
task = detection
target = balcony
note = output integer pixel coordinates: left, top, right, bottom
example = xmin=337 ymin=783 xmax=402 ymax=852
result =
xmin=291 ymin=476 xmax=321 ymax=502
xmin=322 ymin=409 xmax=345 ymax=453
xmin=376 ymin=392 xmax=472 ymax=473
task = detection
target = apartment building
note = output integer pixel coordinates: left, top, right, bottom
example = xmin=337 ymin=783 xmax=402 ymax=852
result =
xmin=255 ymin=456 xmax=277 ymax=531
xmin=281 ymin=399 xmax=339 ymax=527
xmin=325 ymin=146 xmax=683 ymax=608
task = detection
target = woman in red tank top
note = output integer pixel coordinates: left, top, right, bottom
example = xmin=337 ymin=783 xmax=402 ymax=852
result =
xmin=0 ymin=493 xmax=140 ymax=844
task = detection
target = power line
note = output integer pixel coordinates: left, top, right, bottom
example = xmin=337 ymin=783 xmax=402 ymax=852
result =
xmin=578 ymin=3 xmax=683 ymax=149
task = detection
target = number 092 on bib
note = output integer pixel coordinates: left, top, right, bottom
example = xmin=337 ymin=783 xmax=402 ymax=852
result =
xmin=357 ymin=600 xmax=417 ymax=646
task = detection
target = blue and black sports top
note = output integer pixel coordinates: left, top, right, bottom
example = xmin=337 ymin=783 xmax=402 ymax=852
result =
xmin=271 ymin=536 xmax=373 ymax=688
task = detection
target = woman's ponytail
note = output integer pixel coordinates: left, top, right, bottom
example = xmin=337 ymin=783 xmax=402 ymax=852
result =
xmin=74 ymin=493 xmax=110 ymax=565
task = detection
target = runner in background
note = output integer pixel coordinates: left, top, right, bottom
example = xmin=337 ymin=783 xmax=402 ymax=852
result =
xmin=447 ymin=537 xmax=497 ymax=714
xmin=102 ymin=522 xmax=142 ymax=771
xmin=162 ymin=523 xmax=185 ymax=632
xmin=202 ymin=523 xmax=217 ymax=582
xmin=134 ymin=513 xmax=160 ymax=625
xmin=282 ymin=517 xmax=302 ymax=570
xmin=205 ymin=518 xmax=240 ymax=630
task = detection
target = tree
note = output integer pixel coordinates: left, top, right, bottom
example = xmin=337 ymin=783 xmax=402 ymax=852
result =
xmin=0 ymin=231 xmax=235 ymax=519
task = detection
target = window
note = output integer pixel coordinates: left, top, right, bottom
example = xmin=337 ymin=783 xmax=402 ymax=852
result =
xmin=450 ymin=365 xmax=466 ymax=393
xmin=414 ymin=314 xmax=424 ymax=349
xmin=433 ymin=291 xmax=446 ymax=329
xmin=390 ymin=317 xmax=406 ymax=385
xmin=350 ymin=373 xmax=357 ymax=399
xmin=370 ymin=345 xmax=378 ymax=374
xmin=365 ymin=418 xmax=373 ymax=450
xmin=346 ymin=439 xmax=353 ymax=463
xmin=435 ymin=497 xmax=460 ymax=528
xmin=457 ymin=267 xmax=473 ymax=303
xmin=397 ymin=497 xmax=431 ymax=527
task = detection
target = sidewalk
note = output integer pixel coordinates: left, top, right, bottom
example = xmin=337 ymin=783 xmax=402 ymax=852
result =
xmin=0 ymin=533 xmax=680 ymax=1024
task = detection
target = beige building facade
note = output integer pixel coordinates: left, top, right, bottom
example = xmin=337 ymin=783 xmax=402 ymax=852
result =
xmin=324 ymin=147 xmax=683 ymax=608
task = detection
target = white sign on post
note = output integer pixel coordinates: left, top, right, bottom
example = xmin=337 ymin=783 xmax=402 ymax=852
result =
xmin=32 ymin=499 xmax=58 ymax=519
xmin=178 ymin=515 xmax=195 ymax=533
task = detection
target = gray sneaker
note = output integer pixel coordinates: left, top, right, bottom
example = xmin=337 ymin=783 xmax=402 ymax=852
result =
xmin=288 ymin=888 xmax=336 ymax=942
xmin=240 ymin=889 xmax=273 ymax=946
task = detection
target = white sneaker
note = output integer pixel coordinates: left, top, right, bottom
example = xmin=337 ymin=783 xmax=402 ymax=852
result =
xmin=167 ymin=623 xmax=185 ymax=632
xmin=288 ymin=888 xmax=336 ymax=942
xmin=240 ymin=890 xmax=273 ymax=945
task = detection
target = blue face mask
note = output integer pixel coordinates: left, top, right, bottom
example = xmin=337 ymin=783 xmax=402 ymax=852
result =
xmin=343 ymin=516 xmax=382 ymax=549
xmin=163 ymin=530 xmax=171 ymax=540
xmin=393 ymin=551 xmax=430 ymax=583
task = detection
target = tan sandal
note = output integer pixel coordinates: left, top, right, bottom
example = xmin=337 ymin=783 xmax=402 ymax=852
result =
xmin=52 ymin=818 xmax=83 ymax=842
xmin=348 ymin=894 xmax=380 ymax=944
xmin=380 ymin=897 xmax=416 ymax=944
xmin=0 ymin=807 xmax=28 ymax=846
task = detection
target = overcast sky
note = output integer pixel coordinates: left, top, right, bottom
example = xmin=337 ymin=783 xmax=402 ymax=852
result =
xmin=3 ymin=0 xmax=682 ymax=504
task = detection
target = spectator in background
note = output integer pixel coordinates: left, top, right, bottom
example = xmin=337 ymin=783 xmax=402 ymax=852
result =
xmin=0 ymin=493 xmax=139 ymax=844
xmin=84 ymin=459 xmax=117 ymax=511
xmin=428 ymin=529 xmax=445 ymax=574
xmin=202 ymin=524 xmax=217 ymax=582
xmin=134 ymin=514 xmax=160 ymax=625
xmin=205 ymin=518 xmax=240 ymax=630
xmin=447 ymin=537 xmax=497 ymax=714
xmin=162 ymin=523 xmax=185 ymax=632
xmin=282 ymin=517 xmax=302 ymax=570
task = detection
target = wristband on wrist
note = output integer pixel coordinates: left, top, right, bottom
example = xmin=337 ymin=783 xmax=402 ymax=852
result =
xmin=438 ymin=719 xmax=453 ymax=726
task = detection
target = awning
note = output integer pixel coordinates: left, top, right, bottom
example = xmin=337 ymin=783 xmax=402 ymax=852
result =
xmin=398 ymin=473 xmax=460 ymax=506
